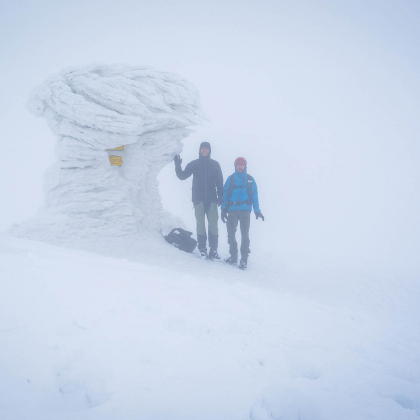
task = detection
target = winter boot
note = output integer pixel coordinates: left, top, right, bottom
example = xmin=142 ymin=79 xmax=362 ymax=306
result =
xmin=209 ymin=249 xmax=220 ymax=260
xmin=199 ymin=248 xmax=208 ymax=259
xmin=225 ymin=255 xmax=237 ymax=265
xmin=239 ymin=259 xmax=247 ymax=270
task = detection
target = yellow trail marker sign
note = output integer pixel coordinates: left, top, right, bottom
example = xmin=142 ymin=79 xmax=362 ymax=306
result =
xmin=107 ymin=146 xmax=124 ymax=151
xmin=109 ymin=155 xmax=123 ymax=166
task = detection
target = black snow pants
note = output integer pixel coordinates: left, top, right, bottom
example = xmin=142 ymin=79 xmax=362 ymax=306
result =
xmin=226 ymin=210 xmax=251 ymax=261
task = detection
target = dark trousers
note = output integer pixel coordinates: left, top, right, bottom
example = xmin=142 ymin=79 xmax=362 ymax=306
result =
xmin=226 ymin=210 xmax=250 ymax=261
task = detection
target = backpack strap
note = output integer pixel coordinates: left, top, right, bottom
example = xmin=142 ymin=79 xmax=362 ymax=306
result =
xmin=246 ymin=174 xmax=253 ymax=201
xmin=228 ymin=174 xmax=234 ymax=202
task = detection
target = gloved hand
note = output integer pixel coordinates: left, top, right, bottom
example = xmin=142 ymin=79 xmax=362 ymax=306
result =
xmin=255 ymin=211 xmax=265 ymax=221
xmin=174 ymin=155 xmax=182 ymax=167
xmin=221 ymin=209 xmax=228 ymax=223
xmin=218 ymin=197 xmax=223 ymax=207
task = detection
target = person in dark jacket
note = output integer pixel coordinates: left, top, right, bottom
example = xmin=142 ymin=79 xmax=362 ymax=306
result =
xmin=174 ymin=142 xmax=224 ymax=259
xmin=221 ymin=157 xmax=264 ymax=270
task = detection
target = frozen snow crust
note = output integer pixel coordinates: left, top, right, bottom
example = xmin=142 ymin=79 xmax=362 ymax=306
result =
xmin=14 ymin=64 xmax=206 ymax=240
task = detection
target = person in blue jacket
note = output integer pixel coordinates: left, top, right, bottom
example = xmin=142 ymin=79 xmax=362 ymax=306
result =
xmin=221 ymin=157 xmax=264 ymax=270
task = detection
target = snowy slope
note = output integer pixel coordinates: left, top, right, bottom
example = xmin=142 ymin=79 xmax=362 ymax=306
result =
xmin=1 ymin=232 xmax=420 ymax=420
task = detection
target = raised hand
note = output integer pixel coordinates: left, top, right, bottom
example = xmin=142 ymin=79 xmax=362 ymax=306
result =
xmin=174 ymin=155 xmax=182 ymax=167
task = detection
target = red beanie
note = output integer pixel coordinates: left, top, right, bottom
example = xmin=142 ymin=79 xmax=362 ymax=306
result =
xmin=234 ymin=157 xmax=247 ymax=166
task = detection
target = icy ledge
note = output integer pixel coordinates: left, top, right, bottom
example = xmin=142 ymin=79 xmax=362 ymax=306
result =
xmin=11 ymin=64 xmax=206 ymax=240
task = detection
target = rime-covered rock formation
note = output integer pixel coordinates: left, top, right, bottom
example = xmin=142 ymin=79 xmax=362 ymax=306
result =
xmin=13 ymin=64 xmax=206 ymax=239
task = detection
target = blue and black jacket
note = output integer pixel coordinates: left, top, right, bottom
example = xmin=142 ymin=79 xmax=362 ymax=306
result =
xmin=221 ymin=166 xmax=260 ymax=213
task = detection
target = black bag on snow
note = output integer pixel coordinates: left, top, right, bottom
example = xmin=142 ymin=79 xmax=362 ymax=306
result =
xmin=164 ymin=228 xmax=197 ymax=253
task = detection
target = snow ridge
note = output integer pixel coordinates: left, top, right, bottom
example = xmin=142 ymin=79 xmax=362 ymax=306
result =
xmin=13 ymin=64 xmax=206 ymax=240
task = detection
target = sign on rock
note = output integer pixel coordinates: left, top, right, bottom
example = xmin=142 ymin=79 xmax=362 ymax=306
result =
xmin=109 ymin=155 xmax=123 ymax=166
xmin=107 ymin=146 xmax=124 ymax=151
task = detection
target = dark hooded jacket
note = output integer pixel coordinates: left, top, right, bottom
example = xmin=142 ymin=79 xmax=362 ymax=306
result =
xmin=175 ymin=142 xmax=224 ymax=207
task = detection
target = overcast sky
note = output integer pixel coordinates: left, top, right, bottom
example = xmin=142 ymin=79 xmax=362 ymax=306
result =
xmin=1 ymin=0 xmax=419 ymax=273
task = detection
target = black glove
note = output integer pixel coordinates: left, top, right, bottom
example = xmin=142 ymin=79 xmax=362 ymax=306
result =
xmin=255 ymin=211 xmax=265 ymax=221
xmin=174 ymin=155 xmax=182 ymax=167
xmin=221 ymin=209 xmax=228 ymax=223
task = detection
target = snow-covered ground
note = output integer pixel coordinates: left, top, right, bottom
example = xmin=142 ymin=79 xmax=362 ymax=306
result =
xmin=1 ymin=232 xmax=419 ymax=420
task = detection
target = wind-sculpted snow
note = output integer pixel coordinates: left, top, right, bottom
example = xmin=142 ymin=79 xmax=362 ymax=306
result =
xmin=13 ymin=64 xmax=206 ymax=240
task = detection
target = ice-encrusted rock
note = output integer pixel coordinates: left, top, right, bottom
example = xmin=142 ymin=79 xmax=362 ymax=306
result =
xmin=13 ymin=64 xmax=206 ymax=240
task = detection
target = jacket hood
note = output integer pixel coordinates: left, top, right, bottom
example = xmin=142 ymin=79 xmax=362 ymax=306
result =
xmin=234 ymin=167 xmax=248 ymax=176
xmin=199 ymin=141 xmax=211 ymax=158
